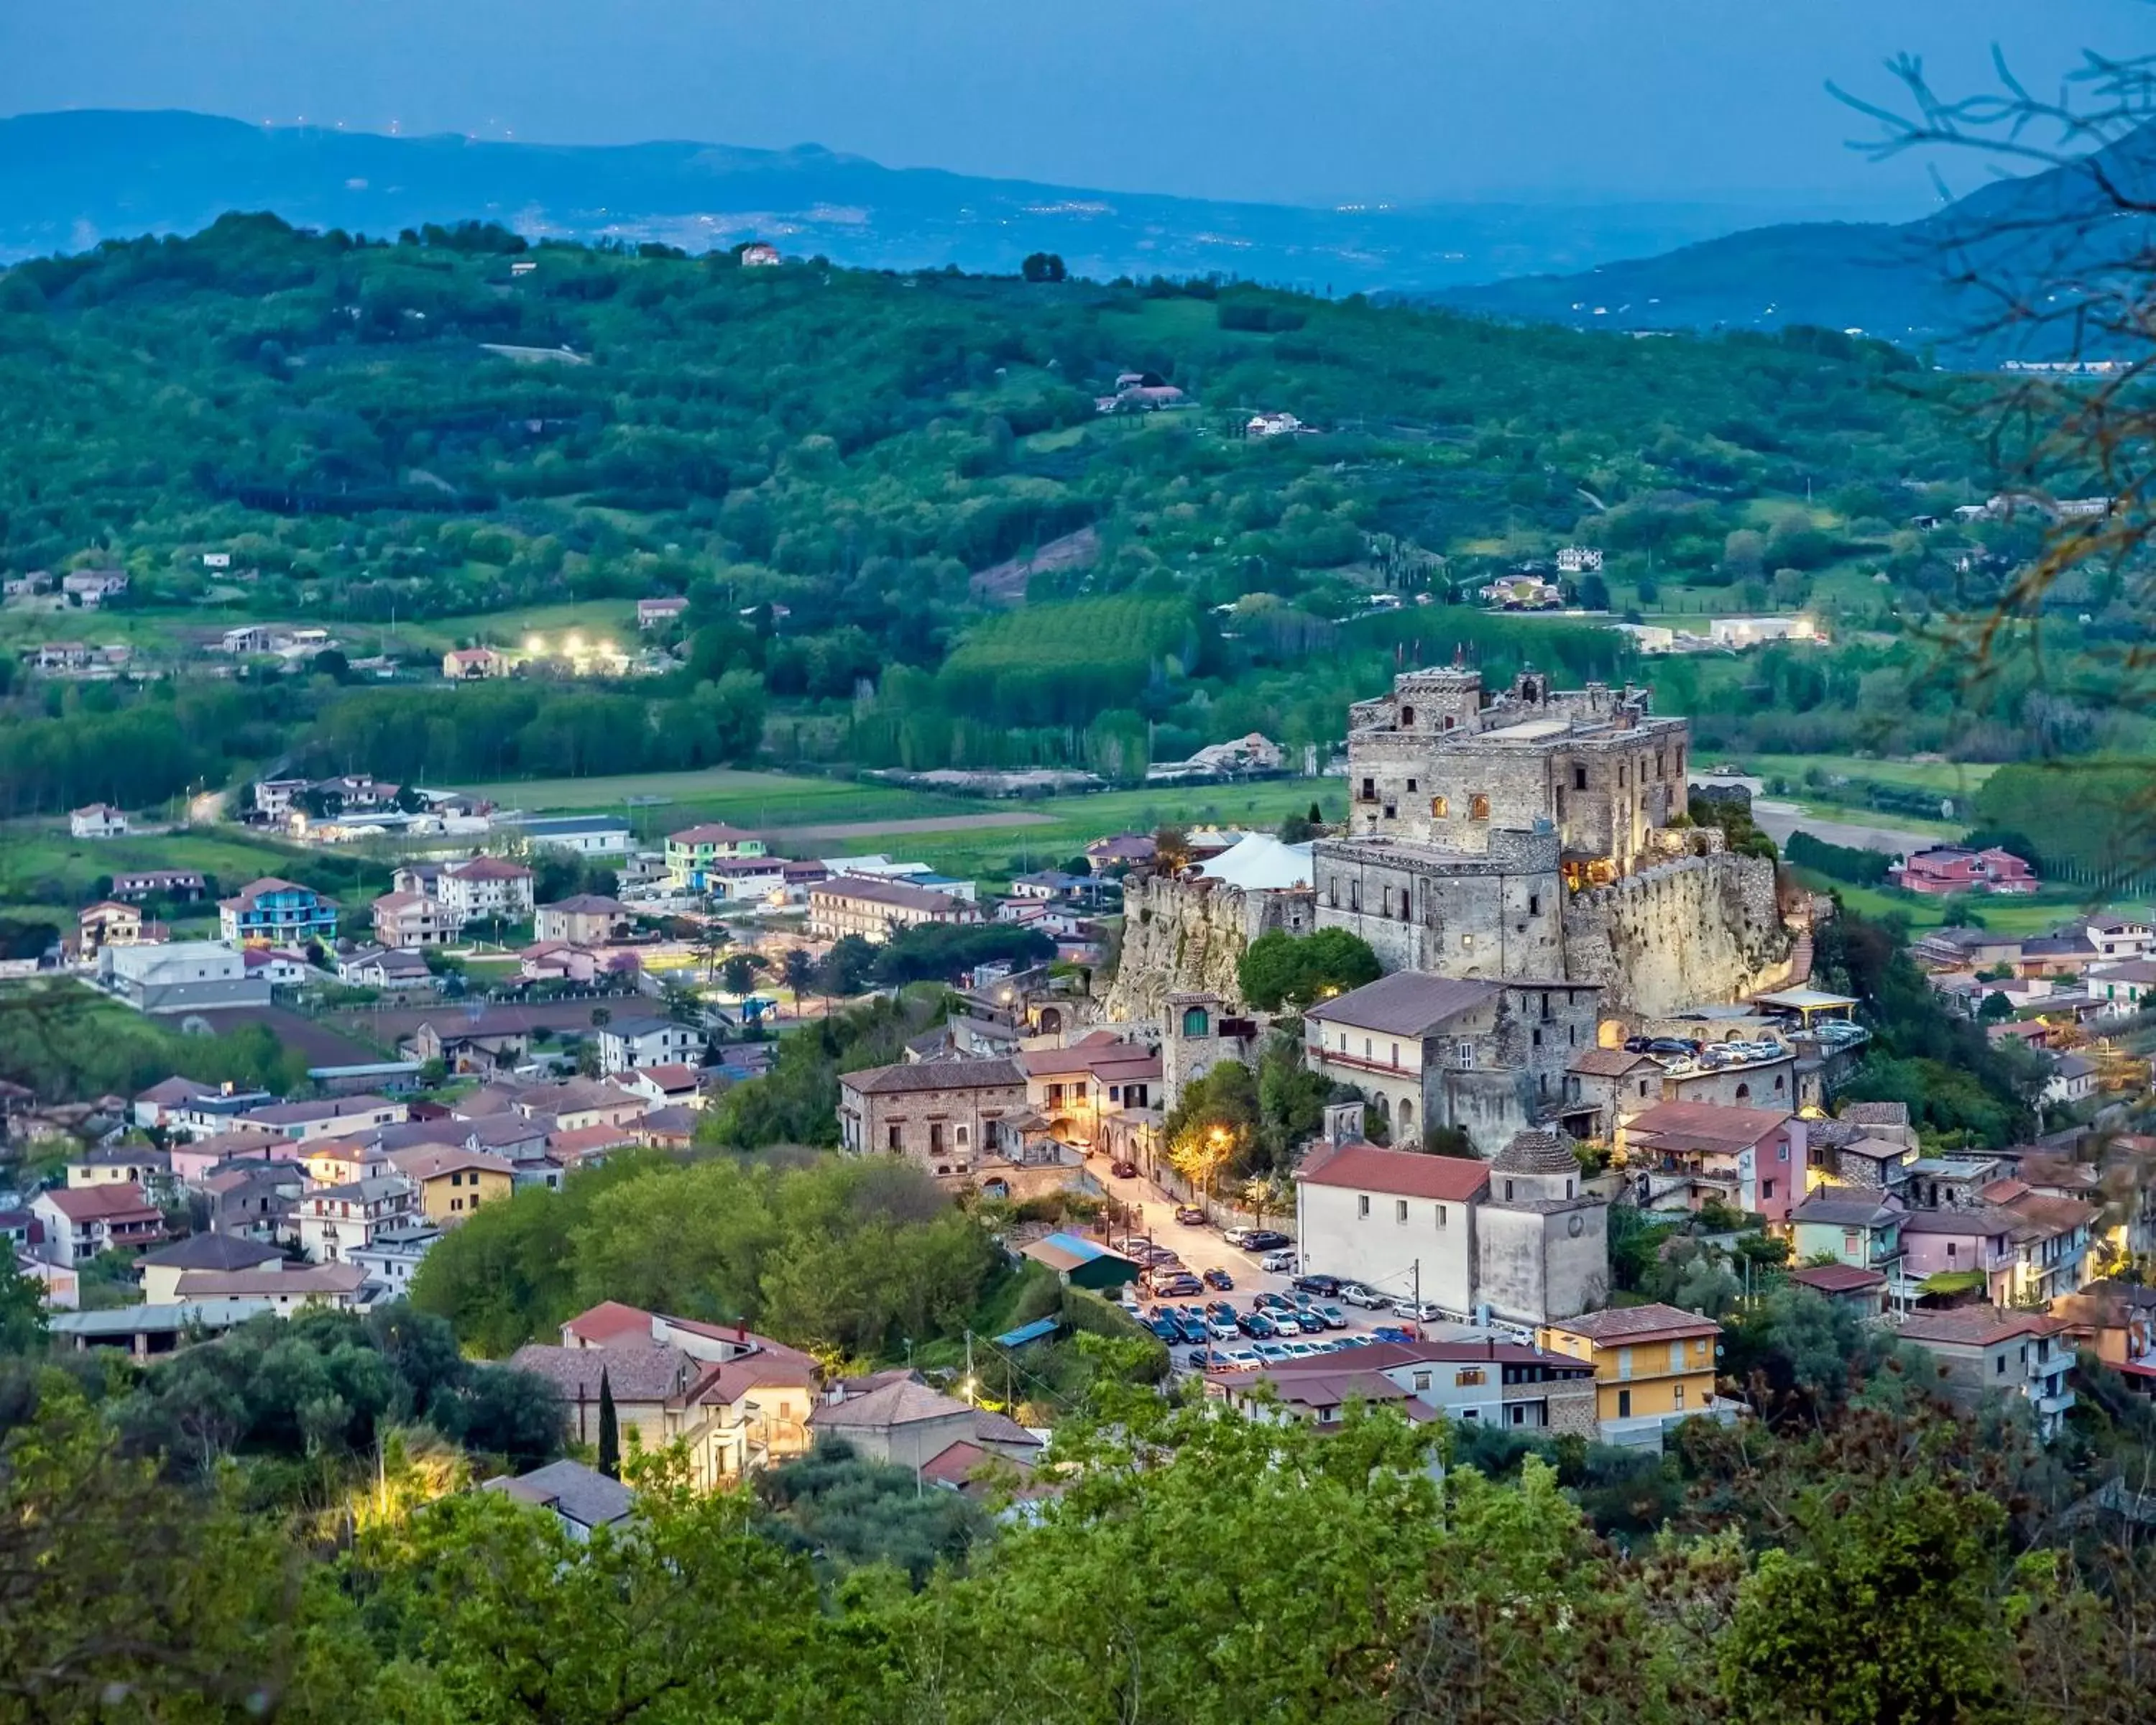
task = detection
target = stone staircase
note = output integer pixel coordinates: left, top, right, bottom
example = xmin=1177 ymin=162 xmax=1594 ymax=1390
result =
xmin=1786 ymin=929 xmax=1814 ymax=986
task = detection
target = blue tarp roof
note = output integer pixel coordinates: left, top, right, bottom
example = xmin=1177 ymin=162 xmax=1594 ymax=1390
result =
xmin=1038 ymin=1230 xmax=1107 ymax=1261
xmin=992 ymin=1317 xmax=1061 ymax=1348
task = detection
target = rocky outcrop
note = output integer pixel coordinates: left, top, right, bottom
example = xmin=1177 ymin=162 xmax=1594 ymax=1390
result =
xmin=1102 ymin=876 xmax=1315 ymax=1022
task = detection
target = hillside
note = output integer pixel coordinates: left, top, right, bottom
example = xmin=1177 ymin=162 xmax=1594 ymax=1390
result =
xmin=0 ymin=215 xmax=2109 ymax=814
xmin=1439 ymin=124 xmax=2156 ymax=353
xmin=1 ymin=108 xmax=1866 ymax=293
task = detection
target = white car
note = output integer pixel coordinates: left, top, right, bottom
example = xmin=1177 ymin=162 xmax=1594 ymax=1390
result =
xmin=1221 ymin=1226 xmax=1255 ymax=1248
xmin=1260 ymin=1250 xmax=1297 ymax=1274
xmin=1391 ymin=1299 xmax=1445 ymax=1322
xmin=1340 ymin=1283 xmax=1390 ymax=1310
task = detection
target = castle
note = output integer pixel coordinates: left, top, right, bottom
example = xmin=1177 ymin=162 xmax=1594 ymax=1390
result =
xmin=1114 ymin=663 xmax=1795 ymax=1026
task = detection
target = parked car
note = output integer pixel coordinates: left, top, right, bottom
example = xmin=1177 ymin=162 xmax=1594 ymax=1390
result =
xmin=1340 ymin=1282 xmax=1390 ymax=1310
xmin=1391 ymin=1299 xmax=1445 ymax=1323
xmin=1174 ymin=1205 xmax=1208 ymax=1227
xmin=1147 ymin=1313 xmax=1181 ymax=1343
xmin=1253 ymin=1292 xmax=1295 ymax=1314
xmin=1269 ymin=1312 xmax=1304 ymax=1337
xmin=1282 ymin=1340 xmax=1321 ymax=1361
xmin=1243 ymin=1230 xmax=1292 ymax=1252
xmin=1310 ymin=1302 xmax=1350 ymax=1330
xmin=1251 ymin=1341 xmax=1292 ymax=1365
xmin=1186 ymin=1346 xmax=1215 ymax=1371
xmin=1221 ymin=1346 xmax=1261 ymax=1371
xmin=1260 ymin=1250 xmax=1297 ymax=1274
xmin=1291 ymin=1273 xmax=1342 ymax=1297
xmin=1147 ymin=1272 xmax=1202 ymax=1299
xmin=1175 ymin=1310 xmax=1211 ymax=1346
xmin=1371 ymin=1325 xmax=1414 ymax=1345
xmin=1110 ymin=1159 xmax=1139 ymax=1179
xmin=1202 ymin=1266 xmax=1235 ymax=1292
xmin=1238 ymin=1310 xmax=1279 ymax=1340
xmin=1112 ymin=1236 xmax=1151 ymax=1256
xmin=1221 ymin=1226 xmax=1255 ymax=1247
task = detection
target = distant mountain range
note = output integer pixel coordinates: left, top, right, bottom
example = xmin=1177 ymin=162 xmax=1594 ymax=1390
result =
xmin=1434 ymin=126 xmax=2156 ymax=352
xmin=0 ymin=107 xmax=1899 ymax=295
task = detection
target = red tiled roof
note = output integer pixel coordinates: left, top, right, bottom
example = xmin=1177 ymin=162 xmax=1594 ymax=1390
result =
xmin=1789 ymin=1264 xmax=1886 ymax=1294
xmin=1544 ymin=1302 xmax=1720 ymax=1346
xmin=562 ymin=1300 xmax=659 ymax=1346
xmin=1294 ymin=1140 xmax=1490 ymax=1203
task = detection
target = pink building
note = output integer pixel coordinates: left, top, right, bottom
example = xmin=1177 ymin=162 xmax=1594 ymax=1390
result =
xmin=1620 ymin=1100 xmax=1805 ymax=1223
xmin=1899 ymin=1206 xmax=2019 ymax=1304
xmin=1891 ymin=846 xmax=2040 ymax=896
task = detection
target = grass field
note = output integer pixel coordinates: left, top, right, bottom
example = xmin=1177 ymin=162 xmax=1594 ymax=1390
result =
xmin=394 ymin=600 xmax=642 ymax=655
xmin=461 ymin=767 xmax=977 ymax=833
xmin=1749 ymin=754 xmax=2000 ymax=797
xmin=1789 ymin=868 xmax=2145 ymax=937
xmin=0 ymin=823 xmax=402 ymax=912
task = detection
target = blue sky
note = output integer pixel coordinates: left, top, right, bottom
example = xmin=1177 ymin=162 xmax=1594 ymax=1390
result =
xmin=1 ymin=0 xmax=2139 ymax=211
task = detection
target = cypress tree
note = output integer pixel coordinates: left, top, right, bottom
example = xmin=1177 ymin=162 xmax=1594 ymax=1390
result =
xmin=596 ymin=1366 xmax=620 ymax=1480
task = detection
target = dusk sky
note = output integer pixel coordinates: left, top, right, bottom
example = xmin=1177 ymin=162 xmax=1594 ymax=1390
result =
xmin=1 ymin=0 xmax=2139 ymax=213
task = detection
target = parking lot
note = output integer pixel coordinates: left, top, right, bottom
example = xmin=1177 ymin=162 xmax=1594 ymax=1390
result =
xmin=1096 ymin=1164 xmax=1436 ymax=1376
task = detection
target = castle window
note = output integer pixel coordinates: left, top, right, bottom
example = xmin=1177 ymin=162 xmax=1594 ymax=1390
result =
xmin=1443 ymin=714 xmax=1456 ymax=732
xmin=1396 ymin=1200 xmax=1409 ymax=1223
xmin=1431 ymin=795 xmax=1450 ymax=818
xmin=1618 ymin=763 xmax=1627 ymax=787
xmin=1573 ymin=765 xmax=1588 ymax=791
xmin=1181 ymin=1006 xmax=1211 ymax=1038
xmin=1406 ymin=778 xmax=1418 ymax=793
xmin=1528 ymin=893 xmax=1539 ymax=916
xmin=1504 ymin=1180 xmax=1516 ymax=1201
xmin=1399 ymin=706 xmax=1415 ymax=727
xmin=1360 ymin=777 xmax=1376 ymax=801
xmin=1470 ymin=794 xmax=1491 ymax=819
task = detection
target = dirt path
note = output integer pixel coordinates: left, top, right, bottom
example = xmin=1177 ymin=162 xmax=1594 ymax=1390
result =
xmin=1752 ymin=799 xmax=1931 ymax=857
xmin=761 ymin=811 xmax=1056 ymax=843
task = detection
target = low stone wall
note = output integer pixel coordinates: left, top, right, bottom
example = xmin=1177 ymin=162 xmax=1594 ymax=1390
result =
xmin=1562 ymin=852 xmax=1795 ymax=1020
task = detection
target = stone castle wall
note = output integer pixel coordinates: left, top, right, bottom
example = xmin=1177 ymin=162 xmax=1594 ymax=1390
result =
xmin=1102 ymin=876 xmax=1315 ymax=1022
xmin=1561 ymin=851 xmax=1793 ymax=1020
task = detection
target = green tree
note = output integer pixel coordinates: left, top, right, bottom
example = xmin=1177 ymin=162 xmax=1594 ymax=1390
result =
xmin=596 ymin=1367 xmax=620 ymax=1479
xmin=0 ymin=1256 xmax=48 ymax=1356
xmin=1236 ymin=925 xmax=1381 ymax=1011
xmin=722 ymin=951 xmax=761 ymax=1000
xmin=780 ymin=946 xmax=817 ymax=1016
xmin=1020 ymin=252 xmax=1067 ymax=283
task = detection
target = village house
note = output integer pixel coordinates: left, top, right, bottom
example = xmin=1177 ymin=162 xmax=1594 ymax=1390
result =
xmin=132 ymin=1075 xmax=217 ymax=1131
xmin=1789 ymin=1191 xmax=1907 ymax=1280
xmin=1536 ymin=1303 xmax=1730 ymax=1448
xmin=1889 ymin=845 xmax=2040 ymax=896
xmin=517 ymin=941 xmax=605 ymax=983
xmin=135 ymin=1232 xmax=287 ymax=1304
xmin=1210 ymin=1335 xmax=1598 ymax=1435
xmin=837 ymin=1058 xmax=1026 ymax=1178
xmin=385 ymin=1146 xmax=516 ymax=1224
xmin=1896 ymin=1307 xmax=2078 ymax=1438
xmin=220 ymin=878 xmax=338 ymax=947
xmin=442 ymin=646 xmax=510 ymax=680
xmin=1899 ymin=1205 xmax=2021 ymax=1306
xmin=436 ymin=855 xmax=535 ymax=925
xmin=2054 ymin=1280 xmax=2156 ymax=1381
xmin=30 ymin=1183 xmax=166 ymax=1266
xmin=1619 ymin=1100 xmax=1803 ymax=1223
xmin=346 ymin=1223 xmax=441 ymax=1297
xmin=637 ymin=595 xmax=691 ymax=630
xmin=203 ymin=1162 xmax=305 ymax=1244
xmin=400 ymin=1011 xmax=535 ymax=1074
xmin=1302 ymin=972 xmax=1602 ymax=1153
xmin=65 ymin=1146 xmax=172 ymax=1199
xmin=1015 ymin=1032 xmax=1161 ymax=1149
xmin=519 ymin=1077 xmax=650 ymax=1133
xmin=665 ymin=824 xmax=768 ymax=891
xmin=806 ymin=876 xmax=984 ymax=944
xmin=300 ymin=1138 xmax=400 ymax=1188
xmin=338 ymin=946 xmax=435 ymax=990
xmin=621 ymin=1064 xmax=705 ymax=1110
xmin=75 ymin=900 xmax=162 ymax=957
xmin=241 ymin=1093 xmax=407 ymax=1146
xmin=372 ymin=891 xmax=462 ymax=948
xmin=535 ymin=894 xmax=632 ymax=945
xmin=98 ymin=942 xmax=272 ymax=1015
xmin=596 ymin=1016 xmax=703 ymax=1075
xmin=242 ymin=947 xmax=315 ymax=989
xmin=175 ymin=1262 xmax=369 ymax=1313
xmin=2091 ymin=959 xmax=2156 ymax=1016
xmin=2045 ymin=1052 xmax=2099 ymax=1107
xmin=483 ymin=1461 xmax=636 ymax=1541
xmin=69 ymin=804 xmax=130 ymax=839
xmin=62 ymin=570 xmax=129 ymax=607
xmin=298 ymin=1174 xmax=418 ymax=1263
xmin=109 ymin=869 xmax=207 ymax=903
xmin=1787 ymin=1262 xmax=1890 ymax=1317
xmin=809 ymin=1371 xmax=1043 ymax=1473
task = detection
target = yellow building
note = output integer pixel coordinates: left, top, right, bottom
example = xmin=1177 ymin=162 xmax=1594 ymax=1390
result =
xmin=386 ymin=1146 xmax=516 ymax=1223
xmin=1537 ymin=1302 xmax=1723 ymax=1444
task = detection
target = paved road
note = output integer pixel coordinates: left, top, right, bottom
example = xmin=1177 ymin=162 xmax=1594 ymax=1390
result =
xmin=1752 ymin=799 xmax=1937 ymax=857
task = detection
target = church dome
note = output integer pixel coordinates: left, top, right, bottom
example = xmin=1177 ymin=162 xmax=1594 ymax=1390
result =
xmin=1491 ymin=1128 xmax=1579 ymax=1176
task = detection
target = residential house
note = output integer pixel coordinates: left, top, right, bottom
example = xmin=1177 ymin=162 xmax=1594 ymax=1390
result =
xmin=2045 ymin=1051 xmax=2099 ymax=1106
xmin=299 ymin=1138 xmax=400 ymax=1189
xmin=401 ymin=1011 xmax=535 ymax=1073
xmin=438 ymin=855 xmax=536 ymax=925
xmin=1536 ymin=1303 xmax=1731 ymax=1448
xmin=1303 ymin=972 xmax=1603 ymax=1153
xmin=372 ymin=891 xmax=462 ymax=949
xmin=1898 ymin=1206 xmax=2021 ymax=1306
xmin=1085 ymin=832 xmax=1157 ymax=873
xmin=1294 ymin=1131 xmax=1609 ymax=1328
xmin=61 ymin=570 xmax=129 ymax=607
xmin=1210 ymin=1335 xmax=1598 ymax=1435
xmin=31 ymin=1183 xmax=166 ymax=1266
xmin=346 ymin=1223 xmax=441 ymax=1298
xmin=219 ymin=878 xmax=338 ymax=947
xmin=517 ymin=941 xmax=604 ymax=983
xmin=810 ymin=1373 xmax=1044 ymax=1473
xmin=2091 ymin=958 xmax=2156 ymax=1016
xmin=66 ymin=1146 xmax=172 ymax=1198
xmin=837 ymin=1058 xmax=1026 ymax=1178
xmin=1563 ymin=1046 xmax=1664 ymax=1140
xmin=519 ymin=1078 xmax=649 ymax=1133
xmin=76 ymin=900 xmax=162 ymax=957
xmin=596 ymin=1016 xmax=703 ymax=1075
xmin=2054 ymin=1279 xmax=2156 ymax=1381
xmin=69 ymin=804 xmax=130 ymax=839
xmin=1897 ymin=1307 xmax=2078 ymax=1438
xmin=1912 ymin=925 xmax=2026 ymax=971
xmin=1790 ymin=1192 xmax=1907 ymax=1280
xmin=241 ymin=947 xmax=314 ymax=988
xmin=110 ymin=1224 xmax=271 ymax=1306
xmin=637 ymin=595 xmax=690 ymax=630
xmin=483 ymin=1460 xmax=636 ymax=1540
xmin=1787 ymin=1262 xmax=1889 ymax=1317
xmin=175 ymin=1262 xmax=369 ymax=1312
xmin=806 ymin=877 xmax=984 ymax=944
xmin=1889 ymin=845 xmax=2040 ymax=896
xmin=1015 ymin=1032 xmax=1162 ymax=1149
xmin=621 ymin=1064 xmax=704 ymax=1110
xmin=241 ymin=1093 xmax=407 ymax=1146
xmin=385 ymin=1146 xmax=515 ymax=1223
xmin=109 ymin=870 xmax=207 ymax=903
xmin=297 ymin=1174 xmax=418 ymax=1263
xmin=132 ymin=1075 xmax=216 ymax=1131
xmin=1989 ymin=1181 xmax=2099 ymax=1304
xmin=1619 ymin=1100 xmax=1803 ymax=1223
xmin=98 ymin=941 xmax=272 ymax=1014
xmin=499 ymin=816 xmax=632 ymax=856
xmin=535 ymin=895 xmax=632 ymax=945
xmin=665 ymin=824 xmax=768 ymax=891
xmin=442 ymin=646 xmax=510 ymax=680
xmin=338 ymin=946 xmax=434 ymax=990
xmin=204 ymin=1162 xmax=304 ymax=1244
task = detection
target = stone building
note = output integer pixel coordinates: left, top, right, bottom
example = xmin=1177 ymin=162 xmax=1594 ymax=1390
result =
xmin=1104 ymin=873 xmax=1314 ymax=1021
xmin=1302 ymin=971 xmax=1602 ymax=1152
xmin=837 ymin=1057 xmax=1026 ymax=1177
xmin=1159 ymin=992 xmax=1265 ymax=1111
xmin=807 ymin=878 xmax=984 ymax=944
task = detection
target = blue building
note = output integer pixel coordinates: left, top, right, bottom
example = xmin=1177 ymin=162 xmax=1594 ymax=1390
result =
xmin=219 ymin=877 xmax=338 ymax=947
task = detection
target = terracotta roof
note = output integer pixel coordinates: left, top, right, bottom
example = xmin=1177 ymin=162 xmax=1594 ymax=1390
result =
xmin=631 ymin=1064 xmax=701 ymax=1092
xmin=561 ymin=1300 xmax=659 ymax=1346
xmin=2001 ymin=1191 xmax=2101 ymax=1241
xmin=1567 ymin=1047 xmax=1657 ymax=1077
xmin=814 ymin=876 xmax=964 ymax=915
xmin=1544 ymin=1303 xmax=1720 ymax=1345
xmin=389 ymin=1146 xmax=515 ymax=1182
xmin=549 ymin=1123 xmax=640 ymax=1161
xmin=175 ymin=1264 xmax=367 ymax=1299
xmin=1788 ymin=1264 xmax=1886 ymax=1294
xmin=1899 ymin=1306 xmax=2067 ymax=1348
xmin=1304 ymin=972 xmax=1501 ymax=1036
xmin=810 ymin=1376 xmax=971 ymax=1430
xmin=509 ymin=1343 xmax=703 ymax=1403
xmin=1626 ymin=1100 xmax=1792 ymax=1150
xmin=842 ymin=1058 xmax=1024 ymax=1098
xmin=37 ymin=1184 xmax=161 ymax=1222
xmin=1791 ymin=1193 xmax=1903 ymax=1227
xmin=446 ymin=855 xmax=533 ymax=881
xmin=139 ymin=1233 xmax=285 ymax=1271
xmin=1294 ymin=1141 xmax=1491 ymax=1202
xmin=669 ymin=823 xmax=760 ymax=845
